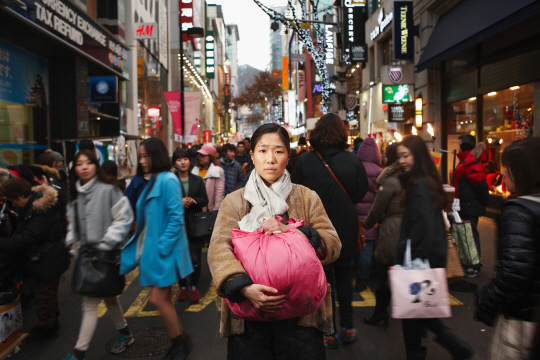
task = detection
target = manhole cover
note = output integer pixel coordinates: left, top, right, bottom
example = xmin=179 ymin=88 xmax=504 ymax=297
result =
xmin=105 ymin=327 xmax=178 ymax=358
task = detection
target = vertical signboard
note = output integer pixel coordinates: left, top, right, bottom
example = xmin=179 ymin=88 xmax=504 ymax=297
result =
xmin=324 ymin=24 xmax=335 ymax=75
xmin=184 ymin=91 xmax=202 ymax=143
xmin=163 ymin=91 xmax=182 ymax=142
xmin=298 ymin=70 xmax=306 ymax=103
xmin=343 ymin=6 xmax=366 ymax=63
xmin=180 ymin=0 xmax=194 ymax=41
xmin=205 ymin=31 xmax=215 ymax=79
xmin=393 ymin=1 xmax=414 ymax=60
xmin=282 ymin=56 xmax=289 ymax=90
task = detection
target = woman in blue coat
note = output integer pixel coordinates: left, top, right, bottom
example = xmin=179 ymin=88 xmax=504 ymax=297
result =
xmin=120 ymin=138 xmax=194 ymax=360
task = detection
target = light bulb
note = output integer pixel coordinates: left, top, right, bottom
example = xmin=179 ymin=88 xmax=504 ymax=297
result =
xmin=412 ymin=127 xmax=417 ymax=135
xmin=394 ymin=132 xmax=402 ymax=141
xmin=427 ymin=123 xmax=434 ymax=137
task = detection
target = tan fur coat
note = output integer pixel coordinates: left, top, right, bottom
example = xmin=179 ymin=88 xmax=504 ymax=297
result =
xmin=208 ymin=184 xmax=341 ymax=338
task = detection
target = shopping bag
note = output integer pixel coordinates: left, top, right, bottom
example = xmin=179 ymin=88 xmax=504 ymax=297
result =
xmin=446 ymin=233 xmax=465 ymax=282
xmin=450 ymin=221 xmax=480 ymax=267
xmin=225 ymin=218 xmax=327 ymax=321
xmin=389 ymin=240 xmax=451 ymax=319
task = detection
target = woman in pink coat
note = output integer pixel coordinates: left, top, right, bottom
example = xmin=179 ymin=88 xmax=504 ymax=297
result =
xmin=191 ymin=145 xmax=225 ymax=212
xmin=355 ymin=138 xmax=382 ymax=293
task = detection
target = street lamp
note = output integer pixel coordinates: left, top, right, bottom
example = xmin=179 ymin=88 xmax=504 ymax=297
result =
xmin=415 ymin=92 xmax=423 ymax=128
xmin=179 ymin=24 xmax=204 ymax=143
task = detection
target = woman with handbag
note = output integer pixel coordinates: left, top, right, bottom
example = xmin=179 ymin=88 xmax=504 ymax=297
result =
xmin=362 ymin=143 xmax=402 ymax=327
xmin=208 ymin=123 xmax=341 ymax=359
xmin=292 ymin=113 xmax=368 ymax=348
xmin=64 ymin=150 xmax=134 ymax=360
xmin=396 ymin=136 xmax=472 ymax=360
xmin=172 ymin=148 xmax=209 ymax=303
xmin=476 ymin=137 xmax=540 ymax=359
xmin=120 ymin=138 xmax=194 ymax=360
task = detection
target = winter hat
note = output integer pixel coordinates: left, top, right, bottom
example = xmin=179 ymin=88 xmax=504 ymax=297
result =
xmin=50 ymin=151 xmax=64 ymax=163
xmin=197 ymin=144 xmax=217 ymax=157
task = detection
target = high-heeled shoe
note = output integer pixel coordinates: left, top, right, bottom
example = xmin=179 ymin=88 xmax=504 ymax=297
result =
xmin=363 ymin=312 xmax=389 ymax=327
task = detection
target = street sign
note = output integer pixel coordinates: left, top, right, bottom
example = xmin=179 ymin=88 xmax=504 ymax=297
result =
xmin=291 ymin=53 xmax=306 ymax=62
xmin=347 ymin=93 xmax=358 ymax=110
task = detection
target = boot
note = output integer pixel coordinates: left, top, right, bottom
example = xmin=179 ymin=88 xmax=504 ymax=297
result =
xmin=435 ymin=329 xmax=473 ymax=360
xmin=355 ymin=278 xmax=367 ymax=293
xmin=406 ymin=346 xmax=427 ymax=360
xmin=363 ymin=311 xmax=389 ymax=327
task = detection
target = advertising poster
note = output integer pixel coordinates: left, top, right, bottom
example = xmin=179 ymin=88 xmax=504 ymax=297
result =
xmin=184 ymin=91 xmax=202 ymax=144
xmin=0 ymin=297 xmax=23 ymax=353
xmin=163 ymin=91 xmax=182 ymax=142
xmin=430 ymin=152 xmax=443 ymax=170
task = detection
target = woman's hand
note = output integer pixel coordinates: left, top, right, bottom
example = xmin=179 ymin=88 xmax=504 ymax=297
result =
xmin=182 ymin=197 xmax=197 ymax=208
xmin=240 ymin=284 xmax=287 ymax=312
xmin=262 ymin=217 xmax=291 ymax=235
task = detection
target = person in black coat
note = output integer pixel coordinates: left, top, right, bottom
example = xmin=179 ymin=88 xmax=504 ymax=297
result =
xmin=0 ymin=178 xmax=70 ymax=343
xmin=292 ymin=113 xmax=368 ymax=348
xmin=476 ymin=137 xmax=540 ymax=359
xmin=172 ymin=148 xmax=209 ymax=304
xmin=396 ymin=136 xmax=472 ymax=360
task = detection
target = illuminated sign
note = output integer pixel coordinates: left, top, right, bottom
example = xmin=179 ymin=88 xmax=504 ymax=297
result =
xmin=205 ymin=31 xmax=215 ymax=79
xmin=370 ymin=8 xmax=393 ymax=41
xmin=134 ymin=23 xmax=157 ymax=39
xmin=344 ymin=7 xmax=366 ymax=63
xmin=325 ymin=25 xmax=334 ymax=65
xmin=344 ymin=0 xmax=366 ymax=7
xmin=180 ymin=0 xmax=194 ymax=41
xmin=382 ymin=84 xmax=410 ymax=103
xmin=393 ymin=1 xmax=414 ymax=60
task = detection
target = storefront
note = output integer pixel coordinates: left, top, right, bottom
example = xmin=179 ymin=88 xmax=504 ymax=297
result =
xmin=0 ymin=0 xmax=130 ymax=165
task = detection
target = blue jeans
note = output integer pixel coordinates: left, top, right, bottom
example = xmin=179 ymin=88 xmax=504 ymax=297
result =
xmin=357 ymin=240 xmax=374 ymax=279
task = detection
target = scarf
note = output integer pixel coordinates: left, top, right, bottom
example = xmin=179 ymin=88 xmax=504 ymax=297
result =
xmin=75 ymin=176 xmax=98 ymax=193
xmin=238 ymin=169 xmax=293 ymax=232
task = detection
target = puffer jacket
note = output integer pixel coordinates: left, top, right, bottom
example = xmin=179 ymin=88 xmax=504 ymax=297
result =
xmin=219 ymin=158 xmax=245 ymax=196
xmin=356 ymin=138 xmax=382 ymax=241
xmin=0 ymin=185 xmax=70 ymax=282
xmin=192 ymin=163 xmax=225 ymax=211
xmin=363 ymin=163 xmax=403 ymax=265
xmin=454 ymin=143 xmax=489 ymax=216
xmin=477 ymin=196 xmax=540 ymax=322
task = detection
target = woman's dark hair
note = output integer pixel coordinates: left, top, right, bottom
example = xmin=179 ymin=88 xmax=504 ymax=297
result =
xmin=172 ymin=148 xmax=190 ymax=166
xmin=308 ymin=113 xmax=348 ymax=150
xmin=101 ymin=160 xmax=119 ymax=187
xmin=251 ymin=123 xmax=291 ymax=154
xmin=137 ymin=138 xmax=172 ymax=177
xmin=501 ymin=137 xmax=540 ymax=196
xmin=385 ymin=143 xmax=398 ymax=167
xmin=69 ymin=150 xmax=107 ymax=201
xmin=194 ymin=154 xmax=221 ymax=168
xmin=0 ymin=177 xmax=32 ymax=200
xmin=400 ymin=135 xmax=447 ymax=209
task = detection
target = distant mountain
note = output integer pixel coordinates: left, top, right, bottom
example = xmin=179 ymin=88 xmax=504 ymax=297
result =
xmin=238 ymin=64 xmax=262 ymax=94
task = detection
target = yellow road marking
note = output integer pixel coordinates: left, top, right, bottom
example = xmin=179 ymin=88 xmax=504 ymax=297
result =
xmin=123 ymin=284 xmax=180 ymax=317
xmin=338 ymin=287 xmax=463 ymax=307
xmin=449 ymin=294 xmax=463 ymax=305
xmin=185 ymin=284 xmax=221 ymax=312
xmin=97 ymin=268 xmax=140 ymax=318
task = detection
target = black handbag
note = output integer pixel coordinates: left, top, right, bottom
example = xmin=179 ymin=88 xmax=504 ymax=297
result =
xmin=71 ymin=199 xmax=125 ymax=297
xmin=72 ymin=246 xmax=125 ymax=297
xmin=188 ymin=210 xmax=218 ymax=238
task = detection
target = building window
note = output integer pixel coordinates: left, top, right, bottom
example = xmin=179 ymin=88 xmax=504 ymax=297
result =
xmin=382 ymin=37 xmax=392 ymax=65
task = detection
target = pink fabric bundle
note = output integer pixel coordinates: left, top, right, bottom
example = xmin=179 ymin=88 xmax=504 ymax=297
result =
xmin=225 ymin=218 xmax=327 ymax=321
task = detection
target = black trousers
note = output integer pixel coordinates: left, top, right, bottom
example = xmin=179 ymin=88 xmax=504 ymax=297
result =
xmin=35 ymin=277 xmax=61 ymax=328
xmin=373 ymin=263 xmax=391 ymax=315
xmin=178 ymin=246 xmax=202 ymax=287
xmin=324 ymin=259 xmax=354 ymax=331
xmin=227 ymin=318 xmax=325 ymax=360
xmin=401 ymin=318 xmax=446 ymax=353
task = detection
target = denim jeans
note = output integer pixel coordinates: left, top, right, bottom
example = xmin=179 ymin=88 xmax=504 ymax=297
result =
xmin=356 ymin=240 xmax=374 ymax=279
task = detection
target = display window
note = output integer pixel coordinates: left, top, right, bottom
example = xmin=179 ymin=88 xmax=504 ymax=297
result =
xmin=137 ymin=44 xmax=163 ymax=139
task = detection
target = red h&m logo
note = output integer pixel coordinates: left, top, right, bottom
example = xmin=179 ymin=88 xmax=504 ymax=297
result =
xmin=134 ymin=23 xmax=158 ymax=39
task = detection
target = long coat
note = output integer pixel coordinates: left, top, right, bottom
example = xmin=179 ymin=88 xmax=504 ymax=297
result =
xmin=208 ymin=184 xmax=341 ymax=338
xmin=120 ymin=172 xmax=193 ymax=287
xmin=293 ymin=146 xmax=368 ymax=258
xmin=363 ymin=163 xmax=403 ymax=265
xmin=178 ymin=172 xmax=209 ymax=247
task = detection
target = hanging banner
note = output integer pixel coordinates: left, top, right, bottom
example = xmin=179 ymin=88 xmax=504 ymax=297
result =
xmin=282 ymin=56 xmax=289 ymax=90
xmin=203 ymin=130 xmax=212 ymax=144
xmin=163 ymin=91 xmax=182 ymax=142
xmin=393 ymin=1 xmax=414 ymax=60
xmin=184 ymin=91 xmax=202 ymax=143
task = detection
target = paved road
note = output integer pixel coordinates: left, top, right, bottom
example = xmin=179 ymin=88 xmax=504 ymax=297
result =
xmin=13 ymin=218 xmax=497 ymax=360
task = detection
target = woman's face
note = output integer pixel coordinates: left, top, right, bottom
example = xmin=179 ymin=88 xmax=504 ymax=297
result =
xmin=175 ymin=157 xmax=190 ymax=172
xmin=503 ymin=167 xmax=516 ymax=193
xmin=75 ymin=154 xmax=97 ymax=182
xmin=198 ymin=154 xmax=210 ymax=167
xmin=139 ymin=145 xmax=151 ymax=174
xmin=397 ymin=145 xmax=414 ymax=172
xmin=251 ymin=132 xmax=289 ymax=185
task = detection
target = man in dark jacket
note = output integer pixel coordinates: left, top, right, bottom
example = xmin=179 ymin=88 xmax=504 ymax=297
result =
xmin=219 ymin=143 xmax=245 ymax=196
xmin=0 ymin=178 xmax=70 ymax=343
xmin=234 ymin=142 xmax=249 ymax=165
xmin=454 ymin=135 xmax=489 ymax=277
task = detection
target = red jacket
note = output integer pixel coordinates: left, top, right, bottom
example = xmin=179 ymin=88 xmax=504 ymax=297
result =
xmin=454 ymin=144 xmax=488 ymax=197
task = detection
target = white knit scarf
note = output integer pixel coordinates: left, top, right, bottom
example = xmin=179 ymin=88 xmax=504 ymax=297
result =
xmin=238 ymin=169 xmax=293 ymax=232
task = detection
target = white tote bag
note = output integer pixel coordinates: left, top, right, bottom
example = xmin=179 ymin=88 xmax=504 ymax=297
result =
xmin=389 ymin=240 xmax=451 ymax=319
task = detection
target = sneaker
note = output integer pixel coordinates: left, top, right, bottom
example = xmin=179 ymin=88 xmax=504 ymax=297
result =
xmin=24 ymin=325 xmax=58 ymax=343
xmin=324 ymin=333 xmax=339 ymax=349
xmin=63 ymin=353 xmax=84 ymax=360
xmin=111 ymin=333 xmax=134 ymax=354
xmin=466 ymin=267 xmax=481 ymax=278
xmin=355 ymin=279 xmax=367 ymax=293
xmin=161 ymin=332 xmax=193 ymax=360
xmin=177 ymin=287 xmax=188 ymax=301
xmin=340 ymin=327 xmax=357 ymax=343
xmin=189 ymin=286 xmax=200 ymax=303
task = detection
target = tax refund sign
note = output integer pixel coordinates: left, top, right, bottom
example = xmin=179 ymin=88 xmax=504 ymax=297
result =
xmin=9 ymin=0 xmax=130 ymax=78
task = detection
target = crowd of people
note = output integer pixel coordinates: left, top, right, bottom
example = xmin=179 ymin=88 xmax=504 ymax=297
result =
xmin=0 ymin=116 xmax=539 ymax=360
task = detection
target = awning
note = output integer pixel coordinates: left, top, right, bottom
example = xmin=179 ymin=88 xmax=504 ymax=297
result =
xmin=416 ymin=0 xmax=540 ymax=72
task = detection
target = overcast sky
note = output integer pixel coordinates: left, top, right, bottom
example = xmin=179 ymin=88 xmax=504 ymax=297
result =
xmin=210 ymin=0 xmax=287 ymax=71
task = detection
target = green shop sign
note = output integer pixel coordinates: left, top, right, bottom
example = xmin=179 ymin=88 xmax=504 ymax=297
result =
xmin=383 ymin=84 xmax=410 ymax=103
